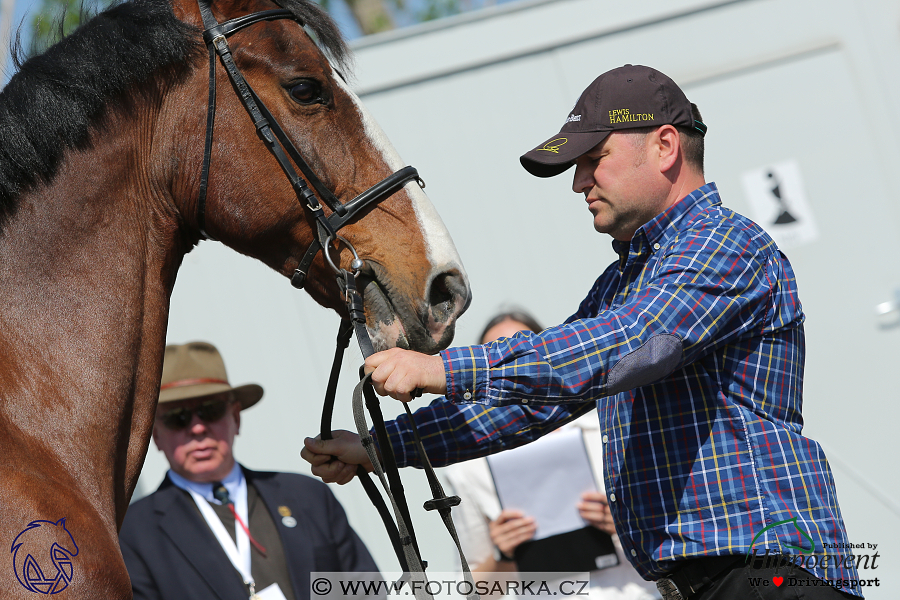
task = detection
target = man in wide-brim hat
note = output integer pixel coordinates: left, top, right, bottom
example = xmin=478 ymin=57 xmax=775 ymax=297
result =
xmin=152 ymin=341 xmax=263 ymax=483
xmin=120 ymin=342 xmax=378 ymax=600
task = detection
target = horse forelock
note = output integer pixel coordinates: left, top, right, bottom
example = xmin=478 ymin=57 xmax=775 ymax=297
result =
xmin=272 ymin=0 xmax=353 ymax=76
xmin=0 ymin=0 xmax=351 ymax=229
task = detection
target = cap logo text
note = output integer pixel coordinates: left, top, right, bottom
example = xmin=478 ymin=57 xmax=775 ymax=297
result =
xmin=537 ymin=137 xmax=567 ymax=154
xmin=609 ymin=108 xmax=654 ymax=124
xmin=565 ymin=114 xmax=581 ymax=124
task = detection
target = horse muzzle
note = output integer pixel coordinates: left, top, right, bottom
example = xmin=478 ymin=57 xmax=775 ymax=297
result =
xmin=361 ymin=263 xmax=471 ymax=354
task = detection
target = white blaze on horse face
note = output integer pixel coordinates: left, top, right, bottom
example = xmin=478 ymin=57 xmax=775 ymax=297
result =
xmin=336 ymin=77 xmax=469 ymax=348
xmin=336 ymin=78 xmax=465 ymax=274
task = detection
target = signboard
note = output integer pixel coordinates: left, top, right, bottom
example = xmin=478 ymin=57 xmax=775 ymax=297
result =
xmin=741 ymin=159 xmax=819 ymax=249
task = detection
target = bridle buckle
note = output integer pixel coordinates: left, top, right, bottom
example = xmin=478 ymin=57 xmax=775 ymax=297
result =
xmin=211 ymin=34 xmax=228 ymax=53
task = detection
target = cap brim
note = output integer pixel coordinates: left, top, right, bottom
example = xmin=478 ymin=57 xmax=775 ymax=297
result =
xmin=520 ymin=130 xmax=611 ymax=178
xmin=158 ymin=383 xmax=264 ymax=410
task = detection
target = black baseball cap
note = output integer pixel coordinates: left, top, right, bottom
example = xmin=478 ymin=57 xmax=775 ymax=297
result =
xmin=520 ymin=64 xmax=706 ymax=178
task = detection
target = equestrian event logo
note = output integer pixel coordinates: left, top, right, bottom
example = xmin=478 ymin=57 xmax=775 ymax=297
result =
xmin=746 ymin=516 xmax=815 ymax=560
xmin=10 ymin=518 xmax=79 ymax=594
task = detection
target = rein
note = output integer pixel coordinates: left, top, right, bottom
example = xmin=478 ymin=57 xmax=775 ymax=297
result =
xmin=195 ymin=2 xmax=477 ymax=594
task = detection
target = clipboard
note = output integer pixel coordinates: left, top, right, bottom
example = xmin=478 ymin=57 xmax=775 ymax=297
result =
xmin=486 ymin=428 xmax=619 ymax=573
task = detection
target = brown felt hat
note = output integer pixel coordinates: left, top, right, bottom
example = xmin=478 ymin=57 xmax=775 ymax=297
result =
xmin=159 ymin=342 xmax=263 ymax=409
xmin=520 ymin=64 xmax=706 ymax=178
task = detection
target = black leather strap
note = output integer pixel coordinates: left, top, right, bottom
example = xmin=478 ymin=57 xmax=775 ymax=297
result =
xmin=192 ymin=5 xmax=462 ymax=579
xmin=196 ymin=0 xmax=424 ymax=288
xmin=202 ymin=9 xmax=295 ymax=43
xmin=197 ymin=36 xmax=217 ymax=239
xmin=196 ymin=0 xmax=330 ymax=244
xmin=289 ymin=167 xmax=422 ymax=289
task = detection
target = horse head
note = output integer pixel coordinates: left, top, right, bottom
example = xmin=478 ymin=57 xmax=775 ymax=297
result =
xmin=165 ymin=0 xmax=471 ymax=353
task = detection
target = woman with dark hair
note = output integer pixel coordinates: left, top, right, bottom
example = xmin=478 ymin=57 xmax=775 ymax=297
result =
xmin=478 ymin=310 xmax=544 ymax=345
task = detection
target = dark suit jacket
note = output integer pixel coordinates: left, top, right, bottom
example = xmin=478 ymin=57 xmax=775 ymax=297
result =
xmin=119 ymin=468 xmax=378 ymax=600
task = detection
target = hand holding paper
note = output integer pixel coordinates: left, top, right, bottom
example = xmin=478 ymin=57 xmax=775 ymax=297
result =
xmin=489 ymin=509 xmax=537 ymax=557
xmin=578 ymin=491 xmax=616 ymax=536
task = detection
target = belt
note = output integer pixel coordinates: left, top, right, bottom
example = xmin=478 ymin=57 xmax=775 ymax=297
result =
xmin=656 ymin=556 xmax=743 ymax=600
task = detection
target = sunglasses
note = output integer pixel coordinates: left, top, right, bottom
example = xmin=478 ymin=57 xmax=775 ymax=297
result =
xmin=158 ymin=399 xmax=232 ymax=431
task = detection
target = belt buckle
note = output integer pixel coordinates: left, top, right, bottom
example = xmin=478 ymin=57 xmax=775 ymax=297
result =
xmin=656 ymin=578 xmax=686 ymax=600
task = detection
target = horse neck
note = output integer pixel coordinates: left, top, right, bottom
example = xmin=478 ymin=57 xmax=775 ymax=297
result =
xmin=0 ymin=105 xmax=190 ymax=524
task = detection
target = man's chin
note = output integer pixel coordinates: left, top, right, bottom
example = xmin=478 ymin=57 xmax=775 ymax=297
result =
xmin=181 ymin=459 xmax=229 ymax=482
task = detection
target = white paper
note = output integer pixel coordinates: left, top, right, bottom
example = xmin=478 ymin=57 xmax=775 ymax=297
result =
xmin=256 ymin=582 xmax=288 ymax=600
xmin=486 ymin=429 xmax=596 ymax=540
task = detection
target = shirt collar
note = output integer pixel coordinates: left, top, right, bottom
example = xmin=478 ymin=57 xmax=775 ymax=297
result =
xmin=611 ymin=182 xmax=721 ymax=257
xmin=641 ymin=182 xmax=721 ymax=246
xmin=167 ymin=461 xmax=243 ymax=504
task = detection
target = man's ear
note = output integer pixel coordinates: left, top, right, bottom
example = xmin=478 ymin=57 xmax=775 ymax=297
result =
xmin=151 ymin=425 xmax=161 ymax=450
xmin=232 ymin=402 xmax=242 ymax=434
xmin=655 ymin=124 xmax=680 ymax=174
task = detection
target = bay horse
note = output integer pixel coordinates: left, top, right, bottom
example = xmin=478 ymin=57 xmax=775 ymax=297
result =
xmin=0 ymin=0 xmax=471 ymax=596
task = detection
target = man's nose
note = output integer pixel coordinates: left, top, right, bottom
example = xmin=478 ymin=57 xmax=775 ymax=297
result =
xmin=572 ymin=160 xmax=593 ymax=195
xmin=188 ymin=414 xmax=208 ymax=434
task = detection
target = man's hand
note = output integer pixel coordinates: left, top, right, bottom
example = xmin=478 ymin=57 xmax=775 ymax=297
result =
xmin=578 ymin=491 xmax=616 ymax=535
xmin=301 ymin=430 xmax=372 ymax=485
xmin=364 ymin=348 xmax=447 ymax=402
xmin=489 ymin=509 xmax=537 ymax=557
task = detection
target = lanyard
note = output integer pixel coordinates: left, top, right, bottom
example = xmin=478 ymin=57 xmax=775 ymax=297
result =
xmin=187 ymin=479 xmax=255 ymax=595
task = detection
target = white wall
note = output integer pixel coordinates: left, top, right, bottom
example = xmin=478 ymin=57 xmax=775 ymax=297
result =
xmin=137 ymin=0 xmax=900 ymax=596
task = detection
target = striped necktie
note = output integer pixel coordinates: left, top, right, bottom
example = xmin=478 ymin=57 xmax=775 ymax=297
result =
xmin=212 ymin=481 xmax=267 ymax=556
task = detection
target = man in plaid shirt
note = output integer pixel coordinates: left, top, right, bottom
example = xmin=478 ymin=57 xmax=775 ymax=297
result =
xmin=303 ymin=65 xmax=863 ymax=599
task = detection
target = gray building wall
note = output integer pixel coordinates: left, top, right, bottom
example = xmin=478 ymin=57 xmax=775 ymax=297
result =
xmin=137 ymin=0 xmax=900 ymax=596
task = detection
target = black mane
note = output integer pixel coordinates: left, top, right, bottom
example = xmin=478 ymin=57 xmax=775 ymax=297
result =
xmin=0 ymin=0 xmax=350 ymax=223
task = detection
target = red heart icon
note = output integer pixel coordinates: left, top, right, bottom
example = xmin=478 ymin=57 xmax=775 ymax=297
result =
xmin=773 ymin=577 xmax=784 ymax=587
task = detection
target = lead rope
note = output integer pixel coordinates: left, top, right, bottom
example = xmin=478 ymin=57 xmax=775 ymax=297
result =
xmin=323 ymin=269 xmax=479 ymax=600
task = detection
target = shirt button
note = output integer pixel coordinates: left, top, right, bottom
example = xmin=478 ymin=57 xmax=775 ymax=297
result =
xmin=609 ymin=493 xmax=616 ymax=502
xmin=522 ymin=399 xmax=529 ymax=404
xmin=653 ymin=243 xmax=661 ymax=251
xmin=463 ymin=391 xmax=472 ymax=400
xmin=602 ymin=435 xmax=608 ymax=444
xmin=630 ymin=549 xmax=637 ymax=557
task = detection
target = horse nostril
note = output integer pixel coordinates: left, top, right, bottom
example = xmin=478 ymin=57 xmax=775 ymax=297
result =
xmin=428 ymin=273 xmax=454 ymax=323
xmin=427 ymin=270 xmax=469 ymax=324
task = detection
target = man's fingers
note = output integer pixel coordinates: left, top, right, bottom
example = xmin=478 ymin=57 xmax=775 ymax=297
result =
xmin=301 ymin=436 xmax=339 ymax=461
xmin=364 ymin=349 xmax=447 ymax=402
xmin=310 ymin=460 xmax=358 ymax=485
xmin=491 ymin=514 xmax=537 ymax=554
xmin=301 ymin=431 xmax=374 ymax=477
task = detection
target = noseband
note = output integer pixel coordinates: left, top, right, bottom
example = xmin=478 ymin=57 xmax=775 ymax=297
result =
xmin=195 ymin=0 xmax=423 ymax=289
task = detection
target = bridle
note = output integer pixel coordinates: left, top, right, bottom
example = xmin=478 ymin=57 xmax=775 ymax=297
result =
xmin=194 ymin=1 xmax=477 ymax=594
xmin=194 ymin=0 xmax=422 ymax=291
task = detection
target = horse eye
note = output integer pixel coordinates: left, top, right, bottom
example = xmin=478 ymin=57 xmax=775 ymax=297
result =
xmin=290 ymin=80 xmax=322 ymax=104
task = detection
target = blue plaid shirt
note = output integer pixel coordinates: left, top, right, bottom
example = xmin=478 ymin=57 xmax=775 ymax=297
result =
xmin=380 ymin=183 xmax=861 ymax=595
